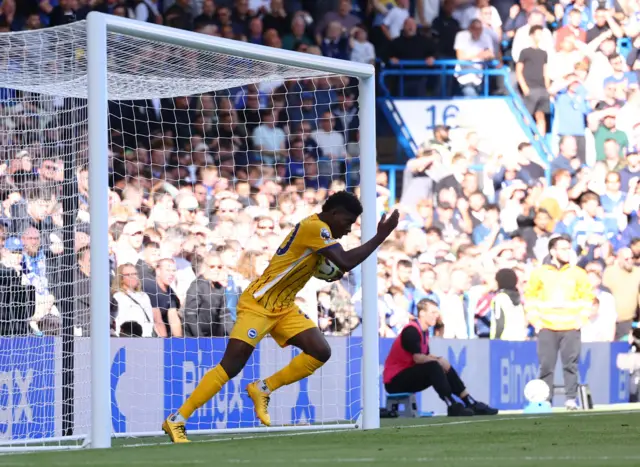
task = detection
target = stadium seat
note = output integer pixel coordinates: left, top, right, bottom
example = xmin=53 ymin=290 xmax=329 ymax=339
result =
xmin=385 ymin=392 xmax=417 ymax=418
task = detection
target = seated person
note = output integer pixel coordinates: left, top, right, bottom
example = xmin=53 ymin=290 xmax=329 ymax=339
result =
xmin=382 ymin=298 xmax=498 ymax=416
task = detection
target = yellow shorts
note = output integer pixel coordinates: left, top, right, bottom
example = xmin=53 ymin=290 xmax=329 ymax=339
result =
xmin=229 ymin=294 xmax=317 ymax=348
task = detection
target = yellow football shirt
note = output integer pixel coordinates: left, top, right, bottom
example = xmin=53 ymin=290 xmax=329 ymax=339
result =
xmin=243 ymin=214 xmax=338 ymax=314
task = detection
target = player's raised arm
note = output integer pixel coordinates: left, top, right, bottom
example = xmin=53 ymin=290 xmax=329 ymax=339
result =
xmin=320 ymin=210 xmax=399 ymax=272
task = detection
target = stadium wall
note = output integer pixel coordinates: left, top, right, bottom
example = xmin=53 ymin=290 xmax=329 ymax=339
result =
xmin=0 ymin=337 xmax=631 ymax=439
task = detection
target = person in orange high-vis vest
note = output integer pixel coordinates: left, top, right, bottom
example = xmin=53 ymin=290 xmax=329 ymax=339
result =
xmin=383 ymin=298 xmax=498 ymax=417
xmin=524 ymin=234 xmax=594 ymax=410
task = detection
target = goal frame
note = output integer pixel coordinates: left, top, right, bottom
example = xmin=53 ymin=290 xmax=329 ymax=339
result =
xmin=85 ymin=12 xmax=380 ymax=449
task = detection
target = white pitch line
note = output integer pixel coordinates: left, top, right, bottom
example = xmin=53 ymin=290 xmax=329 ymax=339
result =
xmin=121 ymin=409 xmax=640 ymax=449
xmin=2 ymin=408 xmax=639 ymax=460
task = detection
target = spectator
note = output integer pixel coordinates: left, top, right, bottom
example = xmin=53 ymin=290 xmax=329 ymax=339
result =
xmin=454 ymin=19 xmax=495 ymax=97
xmin=490 ymin=268 xmax=527 ymax=340
xmin=581 ymin=262 xmax=617 ymax=342
xmin=603 ymin=248 xmax=640 ymax=339
xmin=350 ymin=26 xmax=376 ymax=64
xmin=315 ymin=0 xmax=361 ymax=43
xmin=115 ymin=221 xmax=145 ymax=267
xmin=261 ymin=0 xmax=288 ymax=35
xmin=619 ymin=148 xmax=640 ymax=192
xmin=472 ymin=204 xmax=508 ymax=247
xmin=112 ymin=263 xmax=155 ymax=337
xmin=183 ymin=253 xmax=233 ymax=337
xmin=119 ymin=321 xmax=144 ymax=337
xmin=431 ymin=0 xmax=461 ymax=59
xmin=556 ymin=9 xmax=587 ymax=51
xmin=320 ymin=21 xmax=350 ymax=60
xmin=312 ymin=110 xmax=347 ymax=176
xmin=518 ymin=208 xmax=553 ymax=262
xmin=381 ymin=0 xmax=410 ymax=40
xmin=247 ymin=16 xmax=264 ymax=44
xmin=164 ymin=0 xmax=194 ymax=30
xmin=20 ymin=226 xmax=51 ymax=296
xmin=282 ymin=15 xmax=313 ymax=50
xmin=435 ymin=153 xmax=469 ymax=196
xmin=587 ymin=8 xmax=624 ymax=43
xmin=1 ymin=237 xmax=23 ymax=274
xmin=559 ymin=191 xmax=610 ymax=251
xmin=563 ymin=0 xmax=592 ymax=30
xmin=29 ymin=293 xmax=60 ymax=337
xmin=388 ymin=18 xmax=437 ymax=96
xmin=589 ymin=106 xmax=629 ymax=163
xmin=510 ymin=9 xmax=553 ymax=62
xmin=194 ymin=0 xmax=217 ymax=28
xmin=551 ymin=135 xmax=582 ymax=179
xmin=439 ymin=268 xmax=471 ymax=338
xmin=549 ymin=75 xmax=591 ymax=164
xmin=48 ymin=0 xmax=79 ymax=28
xmin=75 ymin=247 xmax=91 ymax=337
xmin=143 ymin=258 xmax=182 ymax=337
xmin=516 ymin=25 xmax=551 ymax=136
xmin=252 ymin=109 xmax=286 ymax=165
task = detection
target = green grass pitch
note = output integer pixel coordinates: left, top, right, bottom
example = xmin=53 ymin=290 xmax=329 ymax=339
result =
xmin=2 ymin=411 xmax=640 ymax=467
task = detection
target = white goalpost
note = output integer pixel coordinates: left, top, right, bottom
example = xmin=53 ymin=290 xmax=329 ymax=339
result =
xmin=0 ymin=12 xmax=379 ymax=451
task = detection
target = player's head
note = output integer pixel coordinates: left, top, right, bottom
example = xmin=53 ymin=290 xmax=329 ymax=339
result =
xmin=416 ymin=298 xmax=440 ymax=329
xmin=320 ymin=191 xmax=363 ymax=239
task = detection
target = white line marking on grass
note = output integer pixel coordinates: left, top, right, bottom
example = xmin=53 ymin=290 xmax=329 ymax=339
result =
xmin=121 ymin=409 xmax=640 ymax=449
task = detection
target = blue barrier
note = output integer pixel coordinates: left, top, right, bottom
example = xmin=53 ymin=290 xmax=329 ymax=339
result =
xmin=0 ymin=337 xmax=632 ymax=439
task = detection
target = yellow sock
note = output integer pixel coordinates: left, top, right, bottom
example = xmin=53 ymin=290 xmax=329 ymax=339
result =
xmin=178 ymin=365 xmax=229 ymax=419
xmin=264 ymin=353 xmax=324 ymax=392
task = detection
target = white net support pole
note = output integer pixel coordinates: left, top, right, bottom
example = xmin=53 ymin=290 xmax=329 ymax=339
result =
xmin=86 ymin=12 xmax=112 ymax=450
xmin=357 ymin=75 xmax=379 ymax=431
xmin=84 ymin=11 xmax=379 ymax=440
xmin=0 ymin=13 xmax=378 ymax=451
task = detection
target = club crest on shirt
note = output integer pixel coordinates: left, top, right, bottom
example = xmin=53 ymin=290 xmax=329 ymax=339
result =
xmin=320 ymin=228 xmax=331 ymax=240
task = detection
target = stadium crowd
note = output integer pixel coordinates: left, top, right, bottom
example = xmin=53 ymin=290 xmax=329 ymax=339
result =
xmin=0 ymin=0 xmax=638 ymax=342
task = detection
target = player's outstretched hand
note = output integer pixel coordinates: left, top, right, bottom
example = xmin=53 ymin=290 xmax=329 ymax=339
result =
xmin=377 ymin=210 xmax=400 ymax=238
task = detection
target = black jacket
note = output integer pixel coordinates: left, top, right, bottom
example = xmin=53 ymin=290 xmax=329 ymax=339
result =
xmin=183 ymin=277 xmax=232 ymax=337
xmin=0 ymin=266 xmax=35 ymax=336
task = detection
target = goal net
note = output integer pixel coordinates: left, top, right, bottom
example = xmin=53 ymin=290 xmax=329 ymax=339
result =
xmin=0 ymin=14 xmax=378 ymax=451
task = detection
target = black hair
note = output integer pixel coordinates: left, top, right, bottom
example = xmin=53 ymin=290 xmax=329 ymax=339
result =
xmin=397 ymin=259 xmax=412 ymax=269
xmin=321 ymin=190 xmax=363 ymax=216
xmin=119 ymin=321 xmax=143 ymax=337
xmin=548 ymin=234 xmax=571 ymax=251
xmin=416 ymin=298 xmax=439 ymax=312
xmin=496 ymin=268 xmax=518 ymax=290
xmin=517 ymin=141 xmax=532 ymax=151
xmin=579 ymin=190 xmax=600 ymax=206
xmin=529 ymin=25 xmax=543 ymax=35
xmin=425 ymin=226 xmax=443 ymax=237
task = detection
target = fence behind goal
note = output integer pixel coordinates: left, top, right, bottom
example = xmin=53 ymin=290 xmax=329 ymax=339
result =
xmin=0 ymin=13 xmax=379 ymax=450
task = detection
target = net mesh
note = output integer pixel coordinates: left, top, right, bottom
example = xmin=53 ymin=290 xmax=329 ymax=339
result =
xmin=0 ymin=21 xmax=365 ymax=447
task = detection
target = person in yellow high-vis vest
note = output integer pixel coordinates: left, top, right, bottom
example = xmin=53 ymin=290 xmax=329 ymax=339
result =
xmin=524 ymin=234 xmax=594 ymax=410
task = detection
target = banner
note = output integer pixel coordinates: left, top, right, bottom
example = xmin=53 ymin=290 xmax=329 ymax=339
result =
xmin=0 ymin=336 xmax=634 ymax=439
xmin=391 ymin=99 xmax=528 ymax=158
xmin=0 ymin=337 xmax=57 ymax=440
